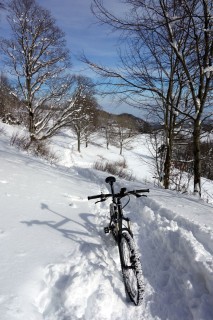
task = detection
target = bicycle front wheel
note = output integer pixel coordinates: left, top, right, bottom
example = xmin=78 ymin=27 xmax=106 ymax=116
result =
xmin=119 ymin=231 xmax=144 ymax=306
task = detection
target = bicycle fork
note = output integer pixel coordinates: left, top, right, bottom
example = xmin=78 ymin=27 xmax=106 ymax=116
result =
xmin=104 ymin=202 xmax=118 ymax=234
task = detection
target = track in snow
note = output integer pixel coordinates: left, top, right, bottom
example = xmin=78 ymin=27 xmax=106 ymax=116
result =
xmin=134 ymin=196 xmax=213 ymax=320
xmin=36 ymin=201 xmax=146 ymax=320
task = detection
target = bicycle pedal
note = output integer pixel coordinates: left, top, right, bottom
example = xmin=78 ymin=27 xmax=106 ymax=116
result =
xmin=104 ymin=227 xmax=110 ymax=234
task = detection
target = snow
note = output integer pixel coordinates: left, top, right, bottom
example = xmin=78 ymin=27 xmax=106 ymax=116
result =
xmin=204 ymin=66 xmax=213 ymax=79
xmin=204 ymin=66 xmax=213 ymax=73
xmin=0 ymin=123 xmax=213 ymax=320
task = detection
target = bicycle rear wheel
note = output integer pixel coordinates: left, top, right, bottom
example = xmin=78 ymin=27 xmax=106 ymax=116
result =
xmin=119 ymin=231 xmax=144 ymax=306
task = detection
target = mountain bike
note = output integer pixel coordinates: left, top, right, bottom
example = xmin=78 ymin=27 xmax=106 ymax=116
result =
xmin=88 ymin=176 xmax=149 ymax=306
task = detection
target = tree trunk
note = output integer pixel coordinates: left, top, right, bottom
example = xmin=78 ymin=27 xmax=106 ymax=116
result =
xmin=106 ymin=130 xmax=109 ymax=149
xmin=120 ymin=142 xmax=123 ymax=155
xmin=77 ymin=132 xmax=81 ymax=152
xmin=29 ymin=108 xmax=36 ymax=142
xmin=163 ymin=108 xmax=176 ymax=189
xmin=164 ymin=146 xmax=171 ymax=189
xmin=193 ymin=119 xmax=201 ymax=196
xmin=85 ymin=136 xmax=88 ymax=148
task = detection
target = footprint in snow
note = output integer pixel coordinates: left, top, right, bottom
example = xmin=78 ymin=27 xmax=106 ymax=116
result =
xmin=63 ymin=193 xmax=87 ymax=202
xmin=69 ymin=202 xmax=77 ymax=208
xmin=0 ymin=229 xmax=6 ymax=237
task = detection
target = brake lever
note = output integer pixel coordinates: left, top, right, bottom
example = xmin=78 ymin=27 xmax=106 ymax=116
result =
xmin=95 ymin=198 xmax=106 ymax=204
xmin=135 ymin=193 xmax=147 ymax=198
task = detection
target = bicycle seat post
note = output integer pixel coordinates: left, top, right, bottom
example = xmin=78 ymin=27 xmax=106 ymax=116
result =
xmin=105 ymin=176 xmax=116 ymax=197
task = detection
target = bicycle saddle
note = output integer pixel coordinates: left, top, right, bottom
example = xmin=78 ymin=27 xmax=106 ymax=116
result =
xmin=105 ymin=176 xmax=116 ymax=184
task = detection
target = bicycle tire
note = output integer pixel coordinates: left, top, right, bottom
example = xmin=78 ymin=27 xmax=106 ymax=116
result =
xmin=119 ymin=231 xmax=144 ymax=306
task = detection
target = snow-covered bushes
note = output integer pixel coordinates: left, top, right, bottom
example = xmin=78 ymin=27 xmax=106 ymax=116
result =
xmin=2 ymin=113 xmax=21 ymax=125
xmin=29 ymin=140 xmax=59 ymax=164
xmin=93 ymin=158 xmax=135 ymax=181
xmin=10 ymin=131 xmax=30 ymax=150
xmin=10 ymin=131 xmax=58 ymax=164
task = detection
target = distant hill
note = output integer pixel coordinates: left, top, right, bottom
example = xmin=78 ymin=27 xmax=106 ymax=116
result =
xmin=115 ymin=113 xmax=151 ymax=132
xmin=98 ymin=110 xmax=151 ymax=133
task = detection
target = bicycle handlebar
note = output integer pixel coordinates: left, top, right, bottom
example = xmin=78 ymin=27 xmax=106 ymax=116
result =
xmin=134 ymin=189 xmax=150 ymax=194
xmin=88 ymin=193 xmax=111 ymax=200
xmin=88 ymin=188 xmax=149 ymax=201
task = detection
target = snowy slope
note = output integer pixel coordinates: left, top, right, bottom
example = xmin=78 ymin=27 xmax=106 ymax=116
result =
xmin=0 ymin=124 xmax=213 ymax=320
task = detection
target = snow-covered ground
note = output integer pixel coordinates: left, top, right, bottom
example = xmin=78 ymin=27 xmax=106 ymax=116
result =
xmin=0 ymin=123 xmax=213 ymax=320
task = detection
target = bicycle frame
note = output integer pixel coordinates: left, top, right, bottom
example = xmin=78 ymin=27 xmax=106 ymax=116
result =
xmin=107 ymin=179 xmax=132 ymax=242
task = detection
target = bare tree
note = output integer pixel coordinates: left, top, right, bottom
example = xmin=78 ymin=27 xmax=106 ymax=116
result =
xmin=83 ymin=1 xmax=188 ymax=188
xmin=67 ymin=76 xmax=99 ymax=152
xmin=111 ymin=114 xmax=139 ymax=155
xmin=1 ymin=0 xmax=72 ymax=140
xmin=83 ymin=0 xmax=213 ymax=195
xmin=160 ymin=0 xmax=213 ymax=196
xmin=97 ymin=110 xmax=114 ymax=149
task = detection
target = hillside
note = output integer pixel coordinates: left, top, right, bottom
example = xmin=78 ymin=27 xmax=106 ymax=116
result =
xmin=114 ymin=113 xmax=150 ymax=132
xmin=0 ymin=123 xmax=213 ymax=320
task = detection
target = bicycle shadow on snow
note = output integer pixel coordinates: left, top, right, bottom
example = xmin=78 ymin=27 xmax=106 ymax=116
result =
xmin=20 ymin=203 xmax=128 ymax=312
xmin=21 ymin=202 xmax=95 ymax=242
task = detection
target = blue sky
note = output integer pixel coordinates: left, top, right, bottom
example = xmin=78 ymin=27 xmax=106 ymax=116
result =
xmin=1 ymin=0 xmax=144 ymax=118
xmin=39 ymin=0 xmax=144 ymax=117
xmin=37 ymin=0 xmax=120 ymax=73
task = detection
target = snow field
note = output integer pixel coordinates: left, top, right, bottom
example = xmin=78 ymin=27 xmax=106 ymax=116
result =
xmin=1 ymin=123 xmax=213 ymax=320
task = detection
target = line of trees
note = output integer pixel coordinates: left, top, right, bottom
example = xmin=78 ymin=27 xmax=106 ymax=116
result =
xmin=99 ymin=112 xmax=144 ymax=155
xmin=65 ymin=76 xmax=99 ymax=152
xmin=82 ymin=0 xmax=212 ymax=196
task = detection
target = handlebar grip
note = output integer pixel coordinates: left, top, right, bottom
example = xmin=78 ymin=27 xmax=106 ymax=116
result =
xmin=88 ymin=194 xmax=102 ymax=200
xmin=135 ymin=189 xmax=150 ymax=193
xmin=88 ymin=193 xmax=112 ymax=200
